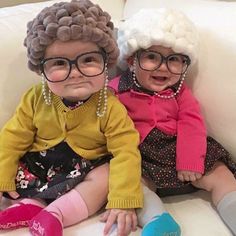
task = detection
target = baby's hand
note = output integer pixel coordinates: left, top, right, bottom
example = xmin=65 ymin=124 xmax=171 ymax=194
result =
xmin=177 ymin=170 xmax=202 ymax=182
xmin=0 ymin=191 xmax=19 ymax=205
xmin=100 ymin=208 xmax=137 ymax=236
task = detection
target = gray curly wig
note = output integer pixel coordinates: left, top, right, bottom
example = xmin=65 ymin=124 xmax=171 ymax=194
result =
xmin=24 ymin=0 xmax=119 ymax=74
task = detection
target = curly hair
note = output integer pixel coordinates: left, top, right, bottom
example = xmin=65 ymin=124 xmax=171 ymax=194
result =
xmin=24 ymin=0 xmax=119 ymax=73
xmin=118 ymin=8 xmax=199 ymax=65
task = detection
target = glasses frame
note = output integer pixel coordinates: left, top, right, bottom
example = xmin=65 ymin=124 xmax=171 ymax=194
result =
xmin=136 ymin=50 xmax=191 ymax=75
xmin=40 ymin=50 xmax=107 ymax=83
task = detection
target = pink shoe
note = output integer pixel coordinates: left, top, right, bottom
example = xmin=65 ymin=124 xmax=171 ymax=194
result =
xmin=29 ymin=210 xmax=63 ymax=236
xmin=0 ymin=203 xmax=43 ymax=230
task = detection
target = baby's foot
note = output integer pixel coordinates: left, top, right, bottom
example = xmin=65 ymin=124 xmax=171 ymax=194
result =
xmin=142 ymin=212 xmax=181 ymax=236
xmin=29 ymin=210 xmax=62 ymax=236
xmin=0 ymin=203 xmax=43 ymax=230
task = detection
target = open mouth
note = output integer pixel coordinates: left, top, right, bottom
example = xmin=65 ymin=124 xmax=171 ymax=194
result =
xmin=151 ymin=76 xmax=168 ymax=84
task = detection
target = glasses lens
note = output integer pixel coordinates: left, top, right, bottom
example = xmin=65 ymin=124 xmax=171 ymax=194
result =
xmin=77 ymin=52 xmax=105 ymax=77
xmin=42 ymin=58 xmax=70 ymax=82
xmin=167 ymin=54 xmax=189 ymax=74
xmin=138 ymin=51 xmax=162 ymax=71
xmin=41 ymin=52 xmax=106 ymax=82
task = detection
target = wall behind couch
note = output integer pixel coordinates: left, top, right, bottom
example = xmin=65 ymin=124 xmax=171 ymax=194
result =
xmin=0 ymin=0 xmax=49 ymax=8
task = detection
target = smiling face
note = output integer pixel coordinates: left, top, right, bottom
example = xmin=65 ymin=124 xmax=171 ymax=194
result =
xmin=133 ymin=45 xmax=183 ymax=93
xmin=43 ymin=40 xmax=106 ymax=102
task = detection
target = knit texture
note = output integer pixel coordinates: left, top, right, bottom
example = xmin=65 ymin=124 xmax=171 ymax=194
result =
xmin=0 ymin=84 xmax=143 ymax=209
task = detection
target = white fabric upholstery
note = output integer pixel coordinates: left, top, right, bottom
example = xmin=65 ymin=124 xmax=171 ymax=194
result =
xmin=0 ymin=0 xmax=235 ymax=235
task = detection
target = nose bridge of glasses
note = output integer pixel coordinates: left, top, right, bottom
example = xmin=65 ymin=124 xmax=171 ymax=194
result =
xmin=69 ymin=58 xmax=82 ymax=74
xmin=158 ymin=54 xmax=169 ymax=69
xmin=151 ymin=53 xmax=177 ymax=73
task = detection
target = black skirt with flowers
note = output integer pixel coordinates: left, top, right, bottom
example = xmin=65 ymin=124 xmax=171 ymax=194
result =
xmin=140 ymin=128 xmax=236 ymax=196
xmin=5 ymin=142 xmax=111 ymax=201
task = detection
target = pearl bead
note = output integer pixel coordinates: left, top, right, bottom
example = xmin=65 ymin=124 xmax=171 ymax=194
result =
xmin=41 ymin=74 xmax=51 ymax=105
xmin=96 ymin=64 xmax=108 ymax=117
xmin=132 ymin=68 xmax=187 ymax=99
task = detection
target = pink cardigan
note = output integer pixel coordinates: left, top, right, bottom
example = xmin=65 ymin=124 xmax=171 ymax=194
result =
xmin=109 ymin=75 xmax=207 ymax=173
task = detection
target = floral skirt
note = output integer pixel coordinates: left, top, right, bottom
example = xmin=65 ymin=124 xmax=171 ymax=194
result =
xmin=4 ymin=142 xmax=111 ymax=201
xmin=140 ymin=128 xmax=236 ymax=196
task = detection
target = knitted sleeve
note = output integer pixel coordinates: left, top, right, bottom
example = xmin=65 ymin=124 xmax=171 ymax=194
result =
xmin=101 ymin=95 xmax=143 ymax=209
xmin=176 ymin=84 xmax=207 ymax=174
xmin=0 ymin=86 xmax=36 ymax=191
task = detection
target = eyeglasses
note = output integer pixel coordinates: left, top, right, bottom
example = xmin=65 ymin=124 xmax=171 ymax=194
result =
xmin=136 ymin=50 xmax=191 ymax=75
xmin=40 ymin=51 xmax=107 ymax=83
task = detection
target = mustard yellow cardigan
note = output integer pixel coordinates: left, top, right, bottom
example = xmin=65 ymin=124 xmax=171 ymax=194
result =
xmin=0 ymin=84 xmax=143 ymax=209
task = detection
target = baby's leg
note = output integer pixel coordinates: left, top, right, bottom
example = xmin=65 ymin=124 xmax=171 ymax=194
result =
xmin=192 ymin=161 xmax=236 ymax=234
xmin=137 ymin=183 xmax=181 ymax=236
xmin=29 ymin=163 xmax=109 ymax=236
xmin=0 ymin=198 xmax=45 ymax=230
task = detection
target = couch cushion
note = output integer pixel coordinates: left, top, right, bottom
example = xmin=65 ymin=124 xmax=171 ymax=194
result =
xmin=123 ymin=0 xmax=236 ymax=161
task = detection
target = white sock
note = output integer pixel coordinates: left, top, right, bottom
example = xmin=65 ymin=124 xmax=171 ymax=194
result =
xmin=137 ymin=184 xmax=166 ymax=226
xmin=217 ymin=191 xmax=236 ymax=235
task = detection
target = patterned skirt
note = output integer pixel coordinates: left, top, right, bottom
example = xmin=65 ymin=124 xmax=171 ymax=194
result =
xmin=140 ymin=128 xmax=236 ymax=196
xmin=4 ymin=142 xmax=111 ymax=201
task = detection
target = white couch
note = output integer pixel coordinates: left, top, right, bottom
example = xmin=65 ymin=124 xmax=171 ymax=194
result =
xmin=0 ymin=0 xmax=236 ymax=235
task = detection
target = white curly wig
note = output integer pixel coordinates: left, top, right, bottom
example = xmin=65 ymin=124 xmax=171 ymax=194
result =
xmin=118 ymin=8 xmax=199 ymax=66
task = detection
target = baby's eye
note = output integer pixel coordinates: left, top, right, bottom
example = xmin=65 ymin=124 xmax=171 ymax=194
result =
xmin=54 ymin=59 xmax=67 ymax=66
xmin=84 ymin=57 xmax=93 ymax=63
xmin=182 ymin=58 xmax=188 ymax=64
xmin=43 ymin=58 xmax=68 ymax=70
xmin=146 ymin=53 xmax=157 ymax=60
xmin=168 ymin=56 xmax=180 ymax=62
xmin=83 ymin=56 xmax=97 ymax=63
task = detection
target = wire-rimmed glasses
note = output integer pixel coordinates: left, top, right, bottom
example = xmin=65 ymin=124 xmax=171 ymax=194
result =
xmin=136 ymin=50 xmax=191 ymax=75
xmin=40 ymin=51 xmax=107 ymax=83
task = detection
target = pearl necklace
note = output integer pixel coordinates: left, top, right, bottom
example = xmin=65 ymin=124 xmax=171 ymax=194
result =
xmin=154 ymin=72 xmax=186 ymax=99
xmin=42 ymin=74 xmax=52 ymax=105
xmin=41 ymin=67 xmax=109 ymax=116
xmin=96 ymin=65 xmax=108 ymax=117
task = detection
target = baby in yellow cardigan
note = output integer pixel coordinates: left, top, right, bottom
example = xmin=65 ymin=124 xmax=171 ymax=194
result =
xmin=0 ymin=0 xmax=143 ymax=235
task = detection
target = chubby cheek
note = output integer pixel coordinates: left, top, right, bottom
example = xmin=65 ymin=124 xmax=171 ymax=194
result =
xmin=168 ymin=75 xmax=181 ymax=86
xmin=94 ymin=76 xmax=106 ymax=90
xmin=135 ymin=69 xmax=150 ymax=87
xmin=46 ymin=82 xmax=64 ymax=96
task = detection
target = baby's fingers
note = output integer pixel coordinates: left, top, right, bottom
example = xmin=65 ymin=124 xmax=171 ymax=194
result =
xmin=195 ymin=173 xmax=202 ymax=180
xmin=131 ymin=212 xmax=138 ymax=231
xmin=177 ymin=172 xmax=185 ymax=182
xmin=117 ymin=213 xmax=127 ymax=236
xmin=103 ymin=213 xmax=117 ymax=235
xmin=8 ymin=191 xmax=19 ymax=199
xmin=189 ymin=173 xmax=197 ymax=182
xmin=100 ymin=210 xmax=110 ymax=222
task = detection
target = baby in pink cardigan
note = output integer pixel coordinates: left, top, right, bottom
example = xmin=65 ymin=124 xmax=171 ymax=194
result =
xmin=109 ymin=8 xmax=236 ymax=235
